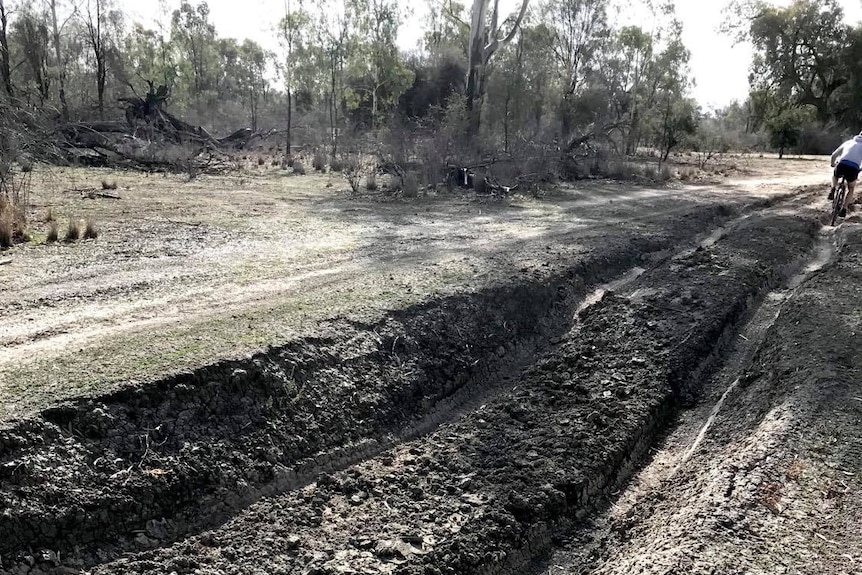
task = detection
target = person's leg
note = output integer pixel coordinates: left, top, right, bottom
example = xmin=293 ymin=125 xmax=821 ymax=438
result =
xmin=844 ymin=180 xmax=857 ymax=212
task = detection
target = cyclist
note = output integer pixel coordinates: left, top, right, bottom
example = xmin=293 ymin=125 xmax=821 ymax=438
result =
xmin=829 ymin=132 xmax=862 ymax=218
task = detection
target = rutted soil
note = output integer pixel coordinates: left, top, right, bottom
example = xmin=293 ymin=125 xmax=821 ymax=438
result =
xmin=540 ymin=223 xmax=862 ymax=575
xmin=0 ymin=162 xmax=825 ymax=421
xmin=0 ymin=206 xmax=821 ymax=574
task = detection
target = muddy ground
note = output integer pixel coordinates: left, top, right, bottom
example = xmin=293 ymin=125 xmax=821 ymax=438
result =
xmin=539 ymin=217 xmax=862 ymax=575
xmin=2 ymin=157 xmax=859 ymax=575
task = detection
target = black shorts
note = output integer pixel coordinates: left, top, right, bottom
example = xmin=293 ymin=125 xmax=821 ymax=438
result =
xmin=835 ymin=162 xmax=860 ymax=182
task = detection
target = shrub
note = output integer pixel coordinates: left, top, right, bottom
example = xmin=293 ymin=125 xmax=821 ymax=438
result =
xmin=101 ymin=180 xmax=118 ymax=190
xmin=365 ymin=172 xmax=378 ymax=191
xmin=402 ymin=171 xmax=420 ymax=198
xmin=84 ymin=219 xmax=98 ymax=239
xmin=660 ymin=164 xmax=673 ymax=182
xmin=64 ymin=219 xmax=81 ymax=242
xmin=312 ymin=153 xmax=326 ymax=172
xmin=257 ymin=157 xmax=265 ymax=166
xmin=46 ymin=221 xmax=58 ymax=243
xmin=293 ymin=162 xmax=307 ymax=175
xmin=343 ymin=156 xmax=372 ymax=194
xmin=271 ymin=158 xmax=280 ymax=167
xmin=330 ymin=158 xmax=344 ymax=172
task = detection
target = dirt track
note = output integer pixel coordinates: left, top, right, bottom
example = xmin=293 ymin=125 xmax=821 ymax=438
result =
xmin=3 ymin=159 xmax=860 ymax=575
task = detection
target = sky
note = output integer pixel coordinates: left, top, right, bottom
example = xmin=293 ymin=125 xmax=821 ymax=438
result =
xmin=119 ymin=0 xmax=862 ymax=110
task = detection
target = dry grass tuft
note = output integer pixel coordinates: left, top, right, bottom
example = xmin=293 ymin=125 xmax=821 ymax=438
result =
xmin=83 ymin=219 xmax=99 ymax=239
xmin=64 ymin=218 xmax=82 ymax=242
xmin=0 ymin=214 xmax=12 ymax=248
xmin=46 ymin=221 xmax=59 ymax=243
xmin=44 ymin=207 xmax=55 ymax=222
xmin=101 ymin=180 xmax=118 ymax=190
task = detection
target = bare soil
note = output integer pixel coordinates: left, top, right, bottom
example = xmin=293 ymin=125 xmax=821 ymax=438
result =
xmin=3 ymin=156 xmax=858 ymax=575
xmin=0 ymin=157 xmax=824 ymax=420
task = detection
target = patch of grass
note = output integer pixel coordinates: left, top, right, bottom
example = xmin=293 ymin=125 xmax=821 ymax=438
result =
xmin=64 ymin=218 xmax=82 ymax=242
xmin=83 ymin=219 xmax=98 ymax=239
xmin=46 ymin=221 xmax=59 ymax=243
xmin=293 ymin=162 xmax=307 ymax=176
xmin=101 ymin=180 xmax=118 ymax=190
xmin=44 ymin=207 xmax=55 ymax=222
xmin=330 ymin=158 xmax=344 ymax=173
xmin=257 ymin=157 xmax=265 ymax=166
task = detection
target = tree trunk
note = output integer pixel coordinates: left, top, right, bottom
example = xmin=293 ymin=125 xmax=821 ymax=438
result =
xmin=465 ymin=0 xmax=489 ymax=135
xmin=465 ymin=0 xmax=529 ymax=137
xmin=0 ymin=0 xmax=11 ymax=99
xmin=286 ymin=90 xmax=292 ymax=158
xmin=49 ymin=0 xmax=68 ymax=118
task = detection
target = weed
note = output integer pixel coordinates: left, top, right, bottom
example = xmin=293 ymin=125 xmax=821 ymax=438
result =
xmin=101 ymin=180 xmax=118 ymax=190
xmin=257 ymin=157 xmax=265 ymax=166
xmin=64 ymin=219 xmax=82 ymax=242
xmin=44 ymin=207 xmax=55 ymax=222
xmin=83 ymin=219 xmax=99 ymax=239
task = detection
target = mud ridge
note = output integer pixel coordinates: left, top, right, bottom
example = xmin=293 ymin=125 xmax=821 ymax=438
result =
xmin=0 ymin=203 xmax=750 ymax=570
xmin=82 ymin=213 xmax=818 ymax=575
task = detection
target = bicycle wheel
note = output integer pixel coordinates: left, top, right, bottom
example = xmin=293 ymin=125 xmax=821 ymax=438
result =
xmin=831 ymin=181 xmax=847 ymax=226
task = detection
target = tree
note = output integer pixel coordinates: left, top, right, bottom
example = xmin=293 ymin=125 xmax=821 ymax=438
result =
xmin=279 ymin=0 xmax=309 ymax=157
xmin=766 ymin=106 xmax=813 ymax=158
xmin=348 ymin=0 xmax=413 ymax=127
xmin=171 ymin=1 xmax=216 ymax=97
xmin=317 ymin=0 xmax=351 ymax=155
xmin=0 ymin=0 xmax=12 ymax=98
xmin=465 ymin=0 xmax=529 ymax=134
xmin=83 ymin=0 xmax=109 ymax=117
xmin=12 ymin=6 xmax=51 ymax=104
xmin=728 ymin=0 xmax=849 ymax=123
xmin=237 ymin=40 xmax=269 ymax=132
xmin=544 ymin=0 xmax=607 ymax=97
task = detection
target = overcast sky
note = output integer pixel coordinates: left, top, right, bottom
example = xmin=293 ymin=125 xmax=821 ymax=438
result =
xmin=118 ymin=0 xmax=862 ymax=110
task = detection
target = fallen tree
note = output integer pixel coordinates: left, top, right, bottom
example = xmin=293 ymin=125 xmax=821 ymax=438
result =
xmin=54 ymin=82 xmax=269 ymax=173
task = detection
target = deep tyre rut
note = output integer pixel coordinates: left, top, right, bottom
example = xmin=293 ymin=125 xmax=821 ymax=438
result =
xmin=539 ymin=224 xmax=862 ymax=575
xmin=69 ymin=212 xmax=818 ymax=575
xmin=1 ymin=203 xmax=750 ymax=572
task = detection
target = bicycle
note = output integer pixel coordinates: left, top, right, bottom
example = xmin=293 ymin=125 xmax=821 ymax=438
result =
xmin=831 ymin=175 xmax=847 ymax=227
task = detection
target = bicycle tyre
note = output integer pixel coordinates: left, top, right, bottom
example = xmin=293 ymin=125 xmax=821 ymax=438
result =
xmin=831 ymin=181 xmax=847 ymax=226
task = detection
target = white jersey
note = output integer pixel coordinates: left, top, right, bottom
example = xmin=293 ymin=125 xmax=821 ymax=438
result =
xmin=833 ymin=135 xmax=862 ymax=169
